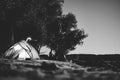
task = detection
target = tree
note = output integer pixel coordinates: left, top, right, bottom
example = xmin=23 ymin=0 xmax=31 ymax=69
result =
xmin=0 ymin=0 xmax=87 ymax=60
xmin=0 ymin=0 xmax=36 ymax=53
xmin=47 ymin=13 xmax=88 ymax=60
xmin=0 ymin=0 xmax=64 ymax=54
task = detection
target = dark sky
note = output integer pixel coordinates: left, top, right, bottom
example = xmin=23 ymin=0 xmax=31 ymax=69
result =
xmin=63 ymin=0 xmax=120 ymax=54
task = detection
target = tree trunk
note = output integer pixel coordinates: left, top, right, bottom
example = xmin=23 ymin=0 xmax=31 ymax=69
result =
xmin=11 ymin=26 xmax=14 ymax=45
xmin=55 ymin=50 xmax=66 ymax=61
xmin=38 ymin=45 xmax=42 ymax=55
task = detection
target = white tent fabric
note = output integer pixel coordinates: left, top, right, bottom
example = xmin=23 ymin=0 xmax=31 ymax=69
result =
xmin=40 ymin=46 xmax=51 ymax=56
xmin=39 ymin=46 xmax=55 ymax=57
xmin=4 ymin=40 xmax=40 ymax=60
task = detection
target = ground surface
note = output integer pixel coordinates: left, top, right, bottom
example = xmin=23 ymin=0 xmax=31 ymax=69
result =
xmin=0 ymin=58 xmax=120 ymax=80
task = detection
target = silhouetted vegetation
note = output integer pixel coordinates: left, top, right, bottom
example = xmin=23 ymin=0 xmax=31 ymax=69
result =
xmin=0 ymin=0 xmax=87 ymax=60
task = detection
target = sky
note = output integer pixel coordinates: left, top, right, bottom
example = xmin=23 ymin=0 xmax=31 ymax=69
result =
xmin=63 ymin=0 xmax=120 ymax=54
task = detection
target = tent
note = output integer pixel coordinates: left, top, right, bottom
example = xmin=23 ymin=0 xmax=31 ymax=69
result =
xmin=4 ymin=40 xmax=40 ymax=60
xmin=40 ymin=46 xmax=51 ymax=56
xmin=39 ymin=46 xmax=55 ymax=56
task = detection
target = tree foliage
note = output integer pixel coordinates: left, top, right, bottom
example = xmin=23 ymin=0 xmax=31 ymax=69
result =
xmin=0 ymin=0 xmax=63 ymax=53
xmin=0 ymin=0 xmax=88 ymax=60
xmin=47 ymin=13 xmax=88 ymax=60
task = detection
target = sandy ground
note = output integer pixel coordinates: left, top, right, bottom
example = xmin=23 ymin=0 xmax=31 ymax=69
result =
xmin=0 ymin=59 xmax=120 ymax=80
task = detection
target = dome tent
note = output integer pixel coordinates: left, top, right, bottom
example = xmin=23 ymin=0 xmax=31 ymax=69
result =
xmin=4 ymin=40 xmax=40 ymax=60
